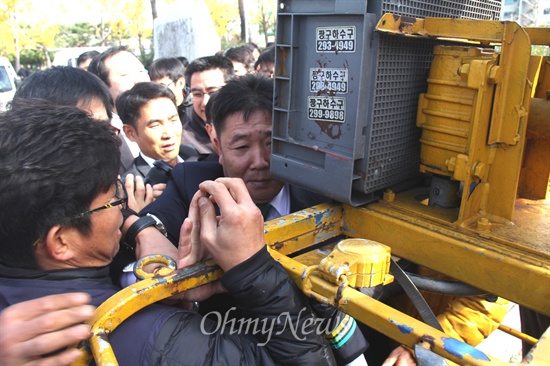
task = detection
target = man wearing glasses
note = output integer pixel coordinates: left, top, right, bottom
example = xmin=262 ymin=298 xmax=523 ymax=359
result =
xmin=0 ymin=101 xmax=335 ymax=365
xmin=180 ymin=55 xmax=235 ymax=157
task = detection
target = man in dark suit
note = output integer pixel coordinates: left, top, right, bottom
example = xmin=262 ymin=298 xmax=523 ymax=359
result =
xmin=88 ymin=46 xmax=150 ymax=176
xmin=143 ymin=161 xmax=327 ymax=244
xmin=136 ymin=74 xmax=328 ymax=245
xmin=116 ymin=82 xmax=183 ymax=182
xmin=127 ymin=74 xmax=380 ymax=366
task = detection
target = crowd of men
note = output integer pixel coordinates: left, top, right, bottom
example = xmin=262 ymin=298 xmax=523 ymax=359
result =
xmin=0 ymin=44 xmax=420 ymax=366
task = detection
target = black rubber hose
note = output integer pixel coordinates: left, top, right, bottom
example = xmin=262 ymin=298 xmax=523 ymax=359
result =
xmin=405 ymin=271 xmax=488 ymax=296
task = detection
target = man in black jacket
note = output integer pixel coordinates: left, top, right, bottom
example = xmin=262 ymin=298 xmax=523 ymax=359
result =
xmin=0 ymin=101 xmax=335 ymax=365
xmin=133 ymin=74 xmax=371 ymax=365
xmin=139 ymin=74 xmax=329 ymax=244
xmin=180 ymin=55 xmax=235 ymax=156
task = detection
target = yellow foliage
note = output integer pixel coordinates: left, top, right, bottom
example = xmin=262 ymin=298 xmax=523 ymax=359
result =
xmin=204 ymin=0 xmax=240 ymax=39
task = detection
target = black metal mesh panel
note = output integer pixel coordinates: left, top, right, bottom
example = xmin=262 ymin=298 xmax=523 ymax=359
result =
xmin=381 ymin=0 xmax=501 ymax=20
xmin=363 ymin=35 xmax=442 ymax=191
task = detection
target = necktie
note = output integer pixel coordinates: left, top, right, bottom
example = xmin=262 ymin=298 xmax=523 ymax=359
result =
xmin=256 ymin=203 xmax=272 ymax=220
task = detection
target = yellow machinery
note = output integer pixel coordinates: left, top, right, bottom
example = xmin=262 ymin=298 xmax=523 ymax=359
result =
xmin=76 ymin=12 xmax=550 ymax=366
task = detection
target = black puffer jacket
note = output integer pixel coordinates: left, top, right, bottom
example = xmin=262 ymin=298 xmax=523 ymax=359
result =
xmin=0 ymin=247 xmax=335 ymax=365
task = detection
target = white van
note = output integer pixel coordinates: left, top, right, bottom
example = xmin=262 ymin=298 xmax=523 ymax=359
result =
xmin=0 ymin=57 xmax=18 ymax=112
xmin=52 ymin=47 xmax=109 ymax=68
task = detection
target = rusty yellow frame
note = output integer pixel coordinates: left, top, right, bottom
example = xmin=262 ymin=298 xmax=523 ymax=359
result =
xmin=265 ymin=203 xmax=550 ymax=317
xmin=264 ymin=202 xmax=549 ymax=364
xmin=74 ymin=259 xmax=222 ymax=366
xmin=377 ymin=14 xmax=533 ymax=223
xmin=75 ymin=201 xmax=547 ymax=365
xmin=74 ymin=15 xmax=549 ymax=366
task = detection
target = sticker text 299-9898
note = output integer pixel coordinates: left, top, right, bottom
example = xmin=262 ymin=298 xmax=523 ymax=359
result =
xmin=307 ymin=96 xmax=346 ymax=123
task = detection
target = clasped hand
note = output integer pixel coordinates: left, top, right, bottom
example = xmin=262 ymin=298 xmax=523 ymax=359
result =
xmin=175 ymin=177 xmax=266 ymax=302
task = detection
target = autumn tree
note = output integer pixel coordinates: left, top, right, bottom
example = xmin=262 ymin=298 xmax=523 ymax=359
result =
xmin=0 ymin=0 xmax=27 ymax=68
xmin=24 ymin=22 xmax=59 ymax=67
xmin=122 ymin=0 xmax=153 ymax=65
xmin=205 ymin=0 xmax=240 ymax=48
xmin=56 ymin=23 xmax=99 ymax=48
xmin=253 ymin=0 xmax=276 ymax=46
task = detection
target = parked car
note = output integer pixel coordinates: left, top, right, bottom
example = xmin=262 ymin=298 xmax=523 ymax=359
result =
xmin=0 ymin=58 xmax=18 ymax=112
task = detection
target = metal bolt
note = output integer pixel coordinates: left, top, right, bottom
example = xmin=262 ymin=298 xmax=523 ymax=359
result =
xmin=477 ymin=217 xmax=492 ymax=231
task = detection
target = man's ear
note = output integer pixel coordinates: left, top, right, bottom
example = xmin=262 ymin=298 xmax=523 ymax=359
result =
xmin=44 ymin=225 xmax=75 ymax=262
xmin=211 ymin=132 xmax=222 ymax=156
xmin=123 ymin=124 xmax=138 ymax=142
xmin=176 ymin=77 xmax=185 ymax=90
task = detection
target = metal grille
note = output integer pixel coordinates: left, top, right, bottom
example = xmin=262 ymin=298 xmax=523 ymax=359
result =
xmin=272 ymin=0 xmax=503 ymax=205
xmin=363 ymin=0 xmax=501 ymax=192
xmin=364 ymin=35 xmax=442 ymax=191
xmin=380 ymin=0 xmax=501 ymax=20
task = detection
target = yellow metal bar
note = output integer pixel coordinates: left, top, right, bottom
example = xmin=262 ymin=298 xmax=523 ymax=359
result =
xmin=342 ymin=203 xmax=550 ymax=317
xmin=74 ymin=259 xmax=222 ymax=366
xmin=268 ymin=248 xmax=508 ymax=365
xmin=524 ymin=27 xmax=550 ymax=46
xmin=488 ymin=21 xmax=530 ymax=146
xmin=497 ymin=324 xmax=538 ymax=346
xmin=376 ymin=14 xmax=506 ymax=43
xmin=264 ymin=203 xmax=343 ymax=255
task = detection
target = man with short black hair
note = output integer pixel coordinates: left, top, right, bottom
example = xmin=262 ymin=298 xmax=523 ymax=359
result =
xmin=89 ymin=46 xmax=150 ymax=174
xmin=255 ymin=46 xmax=275 ymax=78
xmin=149 ymin=57 xmax=187 ymax=109
xmin=180 ymin=55 xmax=234 ymax=156
xmin=77 ymin=50 xmax=100 ymax=71
xmin=117 ymin=82 xmax=183 ymax=180
xmin=0 ymin=101 xmax=336 ymax=366
xmin=13 ymin=66 xmax=112 ymax=122
xmin=224 ymin=46 xmax=255 ymax=76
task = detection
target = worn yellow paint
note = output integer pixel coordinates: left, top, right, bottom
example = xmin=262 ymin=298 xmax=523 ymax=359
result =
xmin=268 ymin=248 xmax=507 ymax=365
xmin=75 ymin=258 xmax=223 ymax=366
xmin=264 ymin=203 xmax=343 ymax=255
xmin=318 ymin=238 xmax=393 ymax=288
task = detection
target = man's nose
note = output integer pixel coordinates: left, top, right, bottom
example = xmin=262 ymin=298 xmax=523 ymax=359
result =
xmin=201 ymin=93 xmax=211 ymax=107
xmin=162 ymin=124 xmax=175 ymax=138
xmin=250 ymin=145 xmax=270 ymax=169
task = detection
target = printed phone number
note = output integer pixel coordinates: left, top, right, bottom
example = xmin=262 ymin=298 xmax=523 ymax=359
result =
xmin=316 ymin=26 xmax=356 ymax=53
xmin=317 ymin=40 xmax=355 ymax=52
xmin=308 ymin=108 xmax=345 ymax=122
xmin=307 ymin=96 xmax=346 ymax=123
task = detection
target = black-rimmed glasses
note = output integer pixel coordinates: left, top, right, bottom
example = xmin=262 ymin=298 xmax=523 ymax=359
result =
xmin=70 ymin=180 xmax=128 ymax=220
xmin=159 ymin=80 xmax=176 ymax=88
xmin=190 ymin=87 xmax=222 ymax=99
xmin=33 ymin=180 xmax=128 ymax=247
